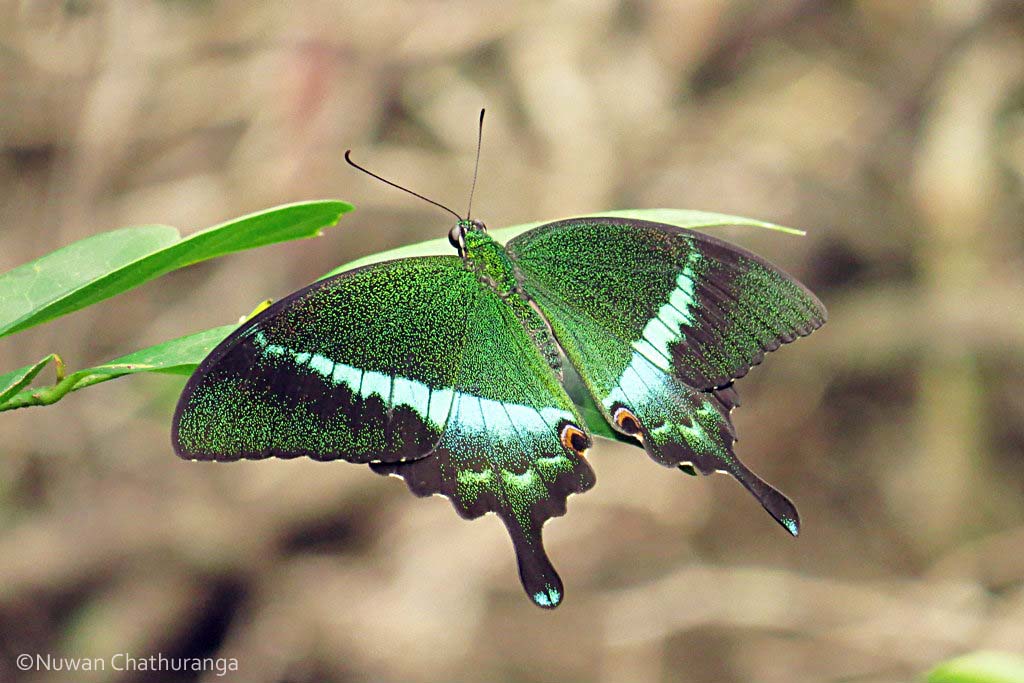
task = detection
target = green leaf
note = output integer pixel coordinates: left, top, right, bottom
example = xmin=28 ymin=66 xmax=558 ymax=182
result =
xmin=0 ymin=325 xmax=237 ymax=412
xmin=0 ymin=200 xmax=352 ymax=338
xmin=560 ymin=360 xmax=640 ymax=448
xmin=0 ymin=354 xmax=63 ymax=405
xmin=927 ymin=652 xmax=1024 ymax=683
xmin=502 ymin=208 xmax=806 ymax=237
xmin=321 ymin=208 xmax=804 ymax=278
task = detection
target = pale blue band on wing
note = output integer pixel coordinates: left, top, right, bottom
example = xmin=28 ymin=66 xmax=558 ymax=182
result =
xmin=629 ymin=249 xmax=701 ymax=372
xmin=250 ymin=330 xmax=574 ymax=436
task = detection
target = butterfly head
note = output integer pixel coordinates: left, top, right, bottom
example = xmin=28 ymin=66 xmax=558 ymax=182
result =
xmin=448 ymin=218 xmax=487 ymax=255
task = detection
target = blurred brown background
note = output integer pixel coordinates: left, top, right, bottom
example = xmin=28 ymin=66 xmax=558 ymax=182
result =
xmin=2 ymin=2 xmax=1024 ymax=682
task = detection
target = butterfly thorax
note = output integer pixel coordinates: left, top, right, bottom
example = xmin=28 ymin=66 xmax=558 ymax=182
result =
xmin=458 ymin=221 xmax=563 ymax=377
xmin=461 ymin=224 xmax=519 ymax=296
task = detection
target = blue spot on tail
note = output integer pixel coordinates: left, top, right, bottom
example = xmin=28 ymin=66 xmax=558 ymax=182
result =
xmin=533 ymin=586 xmax=561 ymax=608
xmin=782 ymin=516 xmax=799 ymax=536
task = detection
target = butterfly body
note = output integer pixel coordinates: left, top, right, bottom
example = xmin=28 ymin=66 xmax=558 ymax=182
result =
xmin=457 ymin=219 xmax=564 ymax=376
xmin=459 ymin=220 xmax=519 ymax=291
xmin=173 ymin=213 xmax=825 ymax=608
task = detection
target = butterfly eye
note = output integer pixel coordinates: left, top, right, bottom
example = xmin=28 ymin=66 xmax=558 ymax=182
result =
xmin=612 ymin=406 xmax=641 ymax=436
xmin=448 ymin=225 xmax=464 ymax=251
xmin=559 ymin=424 xmax=590 ymax=456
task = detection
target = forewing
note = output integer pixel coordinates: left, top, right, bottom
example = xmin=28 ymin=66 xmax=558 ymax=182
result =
xmin=172 ymin=257 xmax=474 ymax=463
xmin=371 ymin=283 xmax=595 ymax=609
xmin=507 ymin=217 xmax=825 ymax=391
xmin=507 ymin=218 xmax=825 ymax=534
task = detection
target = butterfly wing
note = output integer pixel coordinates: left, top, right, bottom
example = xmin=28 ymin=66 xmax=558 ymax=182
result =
xmin=506 ymin=217 xmax=826 ymax=534
xmin=369 ymin=276 xmax=595 ymax=609
xmin=174 ymin=257 xmax=473 ymax=464
xmin=173 ymin=255 xmax=594 ymax=607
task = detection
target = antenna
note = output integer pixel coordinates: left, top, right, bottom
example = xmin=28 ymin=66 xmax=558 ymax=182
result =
xmin=344 ymin=150 xmax=462 ymax=221
xmin=466 ymin=108 xmax=485 ymax=219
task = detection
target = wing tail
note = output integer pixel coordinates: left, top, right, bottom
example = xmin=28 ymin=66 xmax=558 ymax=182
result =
xmin=725 ymin=457 xmax=801 ymax=536
xmin=371 ymin=394 xmax=595 ymax=608
xmin=605 ymin=351 xmax=799 ymax=536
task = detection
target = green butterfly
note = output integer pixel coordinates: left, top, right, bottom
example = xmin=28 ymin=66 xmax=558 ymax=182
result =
xmin=172 ymin=146 xmax=826 ymax=611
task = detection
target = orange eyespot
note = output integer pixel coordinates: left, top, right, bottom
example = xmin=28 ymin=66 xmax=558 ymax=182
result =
xmin=560 ymin=424 xmax=590 ymax=455
xmin=613 ymin=407 xmax=641 ymax=436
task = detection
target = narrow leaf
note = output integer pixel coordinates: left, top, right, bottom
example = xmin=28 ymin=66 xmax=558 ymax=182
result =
xmin=503 ymin=208 xmax=805 ymax=237
xmin=0 ymin=226 xmax=179 ymax=337
xmin=0 ymin=325 xmax=237 ymax=412
xmin=0 ymin=355 xmax=60 ymax=405
xmin=927 ymin=651 xmax=1024 ymax=683
xmin=0 ymin=200 xmax=352 ymax=338
xmin=321 ymin=208 xmax=803 ymax=278
xmin=561 ymin=358 xmax=639 ymax=448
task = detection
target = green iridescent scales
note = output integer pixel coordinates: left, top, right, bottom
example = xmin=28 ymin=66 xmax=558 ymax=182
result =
xmin=371 ymin=227 xmax=592 ymax=607
xmin=506 ymin=218 xmax=824 ymax=391
xmin=175 ymin=258 xmax=472 ymax=462
xmin=174 ymin=214 xmax=826 ymax=608
xmin=507 ymin=218 xmax=825 ymax=535
xmin=173 ymin=248 xmax=594 ymax=608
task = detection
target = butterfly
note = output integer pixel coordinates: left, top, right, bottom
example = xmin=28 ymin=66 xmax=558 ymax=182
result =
xmin=172 ymin=121 xmax=826 ymax=609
